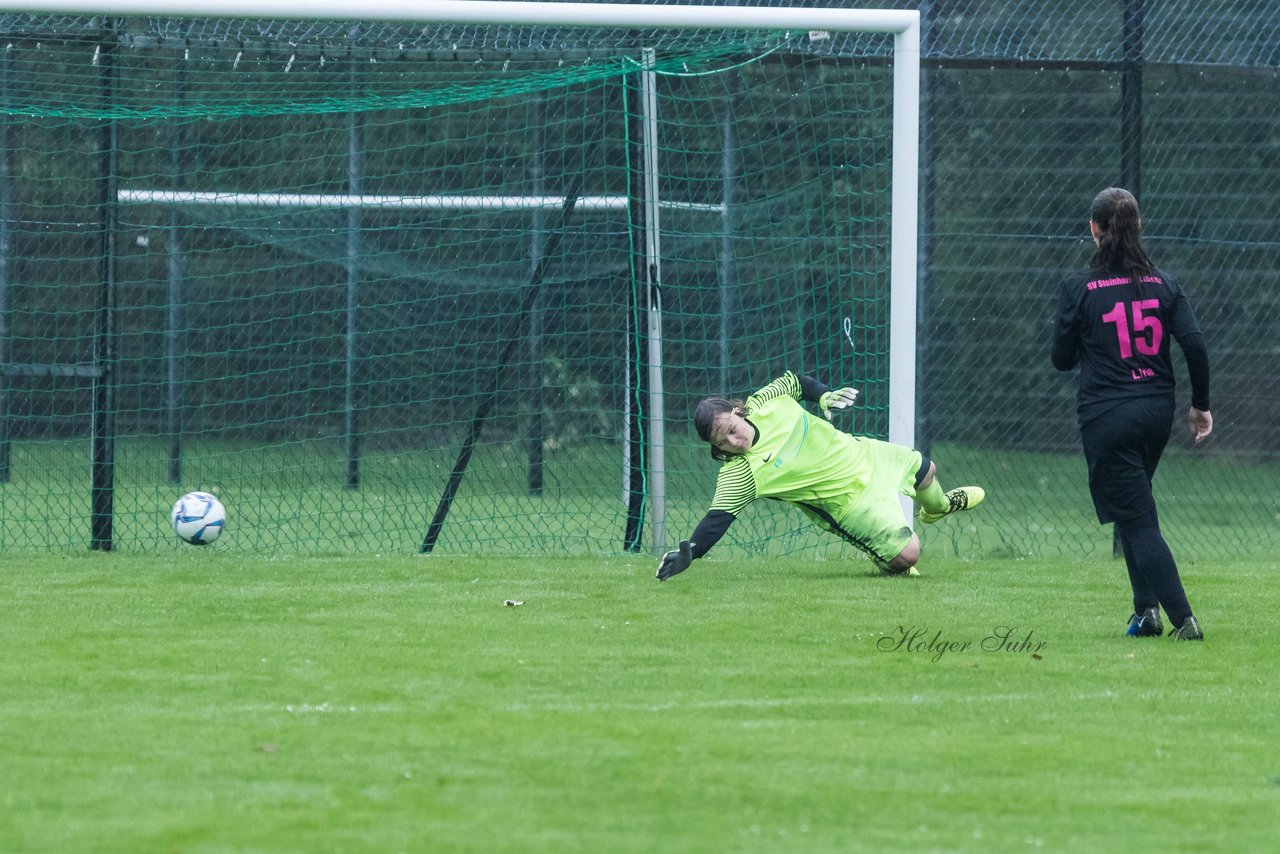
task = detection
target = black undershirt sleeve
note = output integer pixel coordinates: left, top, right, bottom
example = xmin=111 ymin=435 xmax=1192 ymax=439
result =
xmin=794 ymin=373 xmax=830 ymax=404
xmin=1050 ymin=279 xmax=1082 ymax=372
xmin=688 ymin=510 xmax=735 ymax=559
xmin=1179 ymin=332 xmax=1211 ymax=411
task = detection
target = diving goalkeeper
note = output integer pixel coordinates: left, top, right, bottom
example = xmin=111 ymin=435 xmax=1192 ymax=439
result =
xmin=656 ymin=370 xmax=985 ymax=581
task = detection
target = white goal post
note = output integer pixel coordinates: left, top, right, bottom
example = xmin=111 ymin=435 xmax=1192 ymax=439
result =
xmin=0 ymin=0 xmax=921 ymax=550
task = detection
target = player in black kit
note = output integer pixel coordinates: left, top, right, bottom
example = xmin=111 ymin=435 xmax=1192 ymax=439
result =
xmin=1052 ymin=187 xmax=1212 ymax=640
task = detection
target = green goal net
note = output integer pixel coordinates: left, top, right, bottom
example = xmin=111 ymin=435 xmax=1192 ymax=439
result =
xmin=0 ymin=15 xmax=899 ymax=555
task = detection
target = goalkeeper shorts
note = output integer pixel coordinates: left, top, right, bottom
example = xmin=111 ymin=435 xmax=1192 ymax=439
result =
xmin=799 ymin=438 xmax=926 ymax=564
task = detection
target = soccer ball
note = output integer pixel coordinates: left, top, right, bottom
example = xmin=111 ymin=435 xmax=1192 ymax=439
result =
xmin=171 ymin=491 xmax=226 ymax=545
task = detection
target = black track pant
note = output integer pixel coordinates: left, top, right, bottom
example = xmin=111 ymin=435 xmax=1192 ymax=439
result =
xmin=1080 ymin=397 xmax=1192 ymax=625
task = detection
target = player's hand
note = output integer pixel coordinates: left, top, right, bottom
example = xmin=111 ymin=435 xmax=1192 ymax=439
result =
xmin=819 ymin=387 xmax=859 ymax=420
xmin=656 ymin=540 xmax=695 ymax=581
xmin=1189 ymin=407 xmax=1212 ymax=444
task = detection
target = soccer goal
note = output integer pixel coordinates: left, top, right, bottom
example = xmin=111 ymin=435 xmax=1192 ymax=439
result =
xmin=0 ymin=1 xmax=918 ymax=556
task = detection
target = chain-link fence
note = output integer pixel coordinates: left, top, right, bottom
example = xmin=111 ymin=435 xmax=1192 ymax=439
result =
xmin=0 ymin=2 xmax=1275 ymax=559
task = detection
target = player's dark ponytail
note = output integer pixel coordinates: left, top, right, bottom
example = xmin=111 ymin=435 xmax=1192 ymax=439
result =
xmin=1090 ymin=187 xmax=1156 ymax=293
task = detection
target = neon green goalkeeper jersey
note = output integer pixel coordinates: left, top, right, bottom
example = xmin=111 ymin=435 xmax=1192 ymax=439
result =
xmin=710 ymin=372 xmax=872 ymax=516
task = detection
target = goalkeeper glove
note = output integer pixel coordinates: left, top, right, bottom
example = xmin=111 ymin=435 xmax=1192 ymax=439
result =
xmin=656 ymin=540 xmax=695 ymax=581
xmin=819 ymin=387 xmax=859 ymax=420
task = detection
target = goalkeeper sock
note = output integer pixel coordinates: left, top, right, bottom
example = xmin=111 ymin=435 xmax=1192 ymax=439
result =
xmin=914 ymin=478 xmax=949 ymax=516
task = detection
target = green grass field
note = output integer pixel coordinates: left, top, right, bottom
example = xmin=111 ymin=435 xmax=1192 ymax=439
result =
xmin=2 ymin=551 xmax=1277 ymax=852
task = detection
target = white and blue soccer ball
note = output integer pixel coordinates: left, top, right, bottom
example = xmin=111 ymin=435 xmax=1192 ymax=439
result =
xmin=170 ymin=491 xmax=226 ymax=545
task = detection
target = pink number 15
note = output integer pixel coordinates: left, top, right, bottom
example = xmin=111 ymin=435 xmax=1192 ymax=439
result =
xmin=1101 ymin=300 xmax=1163 ymax=359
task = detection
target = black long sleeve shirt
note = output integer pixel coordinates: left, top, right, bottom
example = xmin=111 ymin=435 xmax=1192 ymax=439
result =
xmin=1052 ymin=266 xmax=1210 ymax=424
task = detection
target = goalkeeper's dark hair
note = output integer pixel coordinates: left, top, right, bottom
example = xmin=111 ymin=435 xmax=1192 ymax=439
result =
xmin=695 ymin=396 xmax=748 ymax=462
xmin=1090 ymin=187 xmax=1156 ymax=294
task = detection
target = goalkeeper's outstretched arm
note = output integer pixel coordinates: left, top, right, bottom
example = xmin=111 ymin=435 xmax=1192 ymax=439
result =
xmin=655 ymin=510 xmax=734 ymax=581
xmin=751 ymin=371 xmax=858 ymax=420
xmin=791 ymin=372 xmax=859 ymax=420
